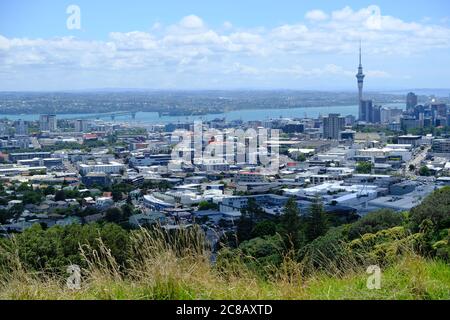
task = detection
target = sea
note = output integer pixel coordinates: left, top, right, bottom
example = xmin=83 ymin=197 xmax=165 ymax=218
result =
xmin=0 ymin=103 xmax=405 ymax=124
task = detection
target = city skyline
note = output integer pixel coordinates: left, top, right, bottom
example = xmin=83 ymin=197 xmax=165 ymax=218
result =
xmin=1 ymin=1 xmax=450 ymax=91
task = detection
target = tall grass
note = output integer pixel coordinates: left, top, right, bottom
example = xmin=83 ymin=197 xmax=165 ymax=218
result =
xmin=0 ymin=225 xmax=448 ymax=300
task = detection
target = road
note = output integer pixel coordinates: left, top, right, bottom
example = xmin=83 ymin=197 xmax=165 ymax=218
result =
xmin=403 ymin=145 xmax=431 ymax=178
xmin=30 ymin=137 xmax=41 ymax=149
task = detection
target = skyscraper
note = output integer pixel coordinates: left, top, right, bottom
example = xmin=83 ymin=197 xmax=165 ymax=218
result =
xmin=323 ymin=113 xmax=345 ymax=140
xmin=14 ymin=119 xmax=28 ymax=135
xmin=75 ymin=119 xmax=90 ymax=132
xmin=406 ymin=92 xmax=418 ymax=112
xmin=360 ymin=99 xmax=373 ymax=123
xmin=39 ymin=114 xmax=57 ymax=132
xmin=356 ymin=41 xmax=365 ymax=121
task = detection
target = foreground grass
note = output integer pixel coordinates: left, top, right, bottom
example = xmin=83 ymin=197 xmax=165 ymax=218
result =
xmin=0 ymin=228 xmax=449 ymax=300
xmin=1 ymin=256 xmax=449 ymax=300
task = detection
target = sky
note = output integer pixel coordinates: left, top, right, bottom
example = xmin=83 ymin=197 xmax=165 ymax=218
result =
xmin=1 ymin=0 xmax=450 ymax=91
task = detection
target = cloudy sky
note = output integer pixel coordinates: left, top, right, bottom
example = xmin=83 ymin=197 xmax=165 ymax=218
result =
xmin=1 ymin=0 xmax=450 ymax=91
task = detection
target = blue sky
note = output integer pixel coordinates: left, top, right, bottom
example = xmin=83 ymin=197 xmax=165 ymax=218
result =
xmin=1 ymin=0 xmax=450 ymax=91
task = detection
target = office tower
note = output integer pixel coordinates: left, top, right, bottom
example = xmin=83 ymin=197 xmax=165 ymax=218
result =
xmin=0 ymin=122 xmax=7 ymax=136
xmin=372 ymin=105 xmax=382 ymax=123
xmin=401 ymin=116 xmax=421 ymax=131
xmin=323 ymin=113 xmax=345 ymax=140
xmin=356 ymin=42 xmax=365 ymax=121
xmin=14 ymin=119 xmax=28 ymax=135
xmin=75 ymin=119 xmax=90 ymax=132
xmin=431 ymin=103 xmax=447 ymax=118
xmin=406 ymin=92 xmax=418 ymax=112
xmin=345 ymin=115 xmax=356 ymax=126
xmin=381 ymin=107 xmax=403 ymax=124
xmin=39 ymin=114 xmax=57 ymax=132
xmin=360 ymin=99 xmax=373 ymax=123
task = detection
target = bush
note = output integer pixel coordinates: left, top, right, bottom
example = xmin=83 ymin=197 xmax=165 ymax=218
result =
xmin=0 ymin=223 xmax=129 ymax=273
xmin=348 ymin=209 xmax=404 ymax=240
xmin=301 ymin=225 xmax=350 ymax=273
xmin=251 ymin=220 xmax=277 ymax=238
xmin=409 ymin=187 xmax=450 ymax=234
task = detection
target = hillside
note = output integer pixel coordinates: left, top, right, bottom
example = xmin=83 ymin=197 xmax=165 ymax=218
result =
xmin=0 ymin=188 xmax=449 ymax=300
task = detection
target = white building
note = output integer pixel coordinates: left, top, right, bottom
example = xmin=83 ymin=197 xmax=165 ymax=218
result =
xmin=234 ymin=171 xmax=266 ymax=184
xmin=74 ymin=119 xmax=90 ymax=133
xmin=39 ymin=114 xmax=57 ymax=132
xmin=79 ymin=161 xmax=125 ymax=175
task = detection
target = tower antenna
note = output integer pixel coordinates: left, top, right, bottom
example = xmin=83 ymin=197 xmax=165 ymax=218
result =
xmin=359 ymin=39 xmax=362 ymax=66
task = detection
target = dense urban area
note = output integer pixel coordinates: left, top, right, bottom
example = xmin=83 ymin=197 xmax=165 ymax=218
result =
xmin=0 ymin=54 xmax=449 ymax=300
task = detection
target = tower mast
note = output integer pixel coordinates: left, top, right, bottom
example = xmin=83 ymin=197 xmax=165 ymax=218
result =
xmin=356 ymin=41 xmax=365 ymax=121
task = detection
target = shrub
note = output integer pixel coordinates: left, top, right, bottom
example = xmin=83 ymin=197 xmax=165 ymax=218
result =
xmin=348 ymin=209 xmax=404 ymax=240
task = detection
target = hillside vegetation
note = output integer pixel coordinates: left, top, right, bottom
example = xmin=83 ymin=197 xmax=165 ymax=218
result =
xmin=0 ymin=187 xmax=449 ymax=300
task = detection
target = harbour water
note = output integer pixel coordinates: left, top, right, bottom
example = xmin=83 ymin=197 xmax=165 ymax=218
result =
xmin=0 ymin=103 xmax=405 ymax=124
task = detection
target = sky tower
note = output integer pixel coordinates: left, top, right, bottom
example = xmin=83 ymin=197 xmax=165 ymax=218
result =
xmin=356 ymin=41 xmax=365 ymax=120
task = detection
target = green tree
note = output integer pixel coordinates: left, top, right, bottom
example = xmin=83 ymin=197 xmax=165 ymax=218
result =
xmin=112 ymin=190 xmax=122 ymax=202
xmin=409 ymin=186 xmax=450 ymax=235
xmin=279 ymin=197 xmax=302 ymax=250
xmin=356 ymin=161 xmax=373 ymax=174
xmin=301 ymin=225 xmax=349 ymax=270
xmin=237 ymin=213 xmax=254 ymax=244
xmin=251 ymin=220 xmax=277 ymax=238
xmin=22 ymin=190 xmax=43 ymax=205
xmin=6 ymin=223 xmax=129 ymax=273
xmin=419 ymin=166 xmax=431 ymax=176
xmin=237 ymin=198 xmax=265 ymax=243
xmin=198 ymin=201 xmax=219 ymax=211
xmin=348 ymin=209 xmax=404 ymax=240
xmin=54 ymin=190 xmax=66 ymax=202
xmin=120 ymin=204 xmax=134 ymax=219
xmin=17 ymin=182 xmax=33 ymax=192
xmin=105 ymin=207 xmax=124 ymax=223
xmin=43 ymin=185 xmax=56 ymax=196
xmin=0 ymin=208 xmax=13 ymax=224
xmin=305 ymin=197 xmax=328 ymax=242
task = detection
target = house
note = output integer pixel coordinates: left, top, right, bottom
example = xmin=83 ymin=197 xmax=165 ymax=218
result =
xmin=129 ymin=212 xmax=166 ymax=227
xmin=96 ymin=196 xmax=114 ymax=208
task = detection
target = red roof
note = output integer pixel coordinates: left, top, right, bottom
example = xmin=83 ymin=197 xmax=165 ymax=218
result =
xmin=83 ymin=133 xmax=98 ymax=140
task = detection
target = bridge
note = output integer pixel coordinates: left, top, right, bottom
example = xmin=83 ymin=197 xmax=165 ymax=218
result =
xmin=65 ymin=111 xmax=137 ymax=121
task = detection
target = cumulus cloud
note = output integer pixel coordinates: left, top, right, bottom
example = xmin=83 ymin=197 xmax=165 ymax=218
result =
xmin=179 ymin=15 xmax=205 ymax=29
xmin=223 ymin=21 xmax=233 ymax=29
xmin=0 ymin=6 xmax=449 ymax=89
xmin=305 ymin=10 xmax=328 ymax=21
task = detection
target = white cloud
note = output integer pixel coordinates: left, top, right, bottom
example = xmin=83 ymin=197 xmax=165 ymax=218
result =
xmin=179 ymin=15 xmax=205 ymax=29
xmin=109 ymin=31 xmax=157 ymax=50
xmin=223 ymin=21 xmax=233 ymax=29
xmin=0 ymin=6 xmax=449 ymax=89
xmin=305 ymin=10 xmax=328 ymax=21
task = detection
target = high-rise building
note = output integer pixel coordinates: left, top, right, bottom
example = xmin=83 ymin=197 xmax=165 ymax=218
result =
xmin=360 ymin=99 xmax=373 ymax=123
xmin=14 ymin=119 xmax=28 ymax=135
xmin=356 ymin=42 xmax=365 ymax=121
xmin=0 ymin=122 xmax=8 ymax=136
xmin=380 ymin=107 xmax=403 ymax=124
xmin=431 ymin=103 xmax=447 ymax=118
xmin=372 ymin=105 xmax=382 ymax=123
xmin=323 ymin=113 xmax=345 ymax=140
xmin=75 ymin=119 xmax=90 ymax=132
xmin=432 ymin=138 xmax=450 ymax=154
xmin=39 ymin=114 xmax=57 ymax=132
xmin=406 ymin=92 xmax=418 ymax=112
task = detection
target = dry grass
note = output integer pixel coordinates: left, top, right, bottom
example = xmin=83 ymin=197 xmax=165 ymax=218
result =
xmin=0 ymin=226 xmax=448 ymax=300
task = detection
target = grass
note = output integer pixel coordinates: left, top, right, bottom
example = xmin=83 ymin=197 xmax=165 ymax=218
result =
xmin=0 ymin=227 xmax=449 ymax=300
